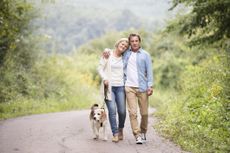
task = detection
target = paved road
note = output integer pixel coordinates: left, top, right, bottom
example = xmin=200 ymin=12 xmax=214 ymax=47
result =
xmin=0 ymin=108 xmax=188 ymax=153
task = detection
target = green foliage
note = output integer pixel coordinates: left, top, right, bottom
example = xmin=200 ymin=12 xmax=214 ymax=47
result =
xmin=0 ymin=0 xmax=35 ymax=66
xmin=0 ymin=2 xmax=229 ymax=153
xmin=33 ymin=0 xmax=160 ymax=54
xmin=169 ymin=0 xmax=230 ymax=45
xmin=0 ymin=53 xmax=101 ymax=119
xmin=76 ymin=29 xmax=148 ymax=54
xmin=155 ymin=50 xmax=229 ymax=152
xmin=151 ymin=1 xmax=230 ymax=152
xmin=32 ymin=53 xmax=100 ymax=103
xmin=148 ymin=32 xmax=189 ymax=89
xmin=0 ymin=0 xmax=102 ymax=118
xmin=0 ymin=0 xmax=38 ymax=102
xmin=76 ymin=32 xmax=124 ymax=55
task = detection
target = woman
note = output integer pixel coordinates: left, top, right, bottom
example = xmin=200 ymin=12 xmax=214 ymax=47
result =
xmin=97 ymin=38 xmax=129 ymax=143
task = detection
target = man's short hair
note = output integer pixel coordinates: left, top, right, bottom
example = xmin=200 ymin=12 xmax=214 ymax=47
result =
xmin=128 ymin=33 xmax=141 ymax=42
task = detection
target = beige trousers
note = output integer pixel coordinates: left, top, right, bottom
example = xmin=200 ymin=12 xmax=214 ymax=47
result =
xmin=125 ymin=86 xmax=149 ymax=137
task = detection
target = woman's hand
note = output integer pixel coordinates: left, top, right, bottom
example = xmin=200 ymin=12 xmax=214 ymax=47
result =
xmin=103 ymin=80 xmax=109 ymax=87
xmin=102 ymin=48 xmax=111 ymax=59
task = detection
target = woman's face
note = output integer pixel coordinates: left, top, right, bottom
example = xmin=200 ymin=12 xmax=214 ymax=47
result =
xmin=117 ymin=41 xmax=129 ymax=53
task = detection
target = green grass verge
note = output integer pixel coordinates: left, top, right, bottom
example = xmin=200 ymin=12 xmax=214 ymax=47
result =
xmin=0 ymin=97 xmax=93 ymax=119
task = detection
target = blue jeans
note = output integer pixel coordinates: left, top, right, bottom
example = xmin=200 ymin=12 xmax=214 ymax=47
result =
xmin=106 ymin=86 xmax=126 ymax=135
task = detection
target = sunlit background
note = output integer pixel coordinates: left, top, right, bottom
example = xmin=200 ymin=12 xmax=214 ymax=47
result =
xmin=32 ymin=0 xmax=181 ymax=53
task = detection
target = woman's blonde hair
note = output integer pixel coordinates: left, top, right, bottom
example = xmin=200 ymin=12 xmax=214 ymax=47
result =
xmin=114 ymin=38 xmax=129 ymax=48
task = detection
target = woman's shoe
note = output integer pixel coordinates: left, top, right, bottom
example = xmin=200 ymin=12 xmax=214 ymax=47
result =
xmin=112 ymin=134 xmax=119 ymax=143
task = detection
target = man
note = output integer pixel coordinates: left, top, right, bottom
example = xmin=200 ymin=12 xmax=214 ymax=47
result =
xmin=123 ymin=33 xmax=153 ymax=144
xmin=103 ymin=33 xmax=153 ymax=144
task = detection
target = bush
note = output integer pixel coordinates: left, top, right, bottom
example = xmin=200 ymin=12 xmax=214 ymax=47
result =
xmin=155 ymin=49 xmax=229 ymax=153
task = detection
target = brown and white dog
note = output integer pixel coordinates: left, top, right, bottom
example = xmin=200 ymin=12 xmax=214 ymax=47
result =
xmin=89 ymin=104 xmax=108 ymax=140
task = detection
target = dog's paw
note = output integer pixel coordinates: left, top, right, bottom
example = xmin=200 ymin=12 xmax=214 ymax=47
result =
xmin=103 ymin=136 xmax=108 ymax=141
xmin=103 ymin=137 xmax=108 ymax=141
xmin=93 ymin=135 xmax=99 ymax=140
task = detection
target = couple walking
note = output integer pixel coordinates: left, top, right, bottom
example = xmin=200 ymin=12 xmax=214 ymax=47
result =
xmin=97 ymin=33 xmax=153 ymax=144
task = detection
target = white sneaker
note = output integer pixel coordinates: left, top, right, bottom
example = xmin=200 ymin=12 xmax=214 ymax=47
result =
xmin=141 ymin=133 xmax=146 ymax=142
xmin=136 ymin=135 xmax=143 ymax=144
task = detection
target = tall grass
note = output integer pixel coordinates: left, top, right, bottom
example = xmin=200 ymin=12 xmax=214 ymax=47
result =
xmin=0 ymin=53 xmax=102 ymax=119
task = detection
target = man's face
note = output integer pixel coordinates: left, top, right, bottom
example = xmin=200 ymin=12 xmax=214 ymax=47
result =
xmin=130 ymin=36 xmax=140 ymax=52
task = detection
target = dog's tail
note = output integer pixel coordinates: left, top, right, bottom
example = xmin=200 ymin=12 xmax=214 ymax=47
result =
xmin=91 ymin=103 xmax=99 ymax=110
xmin=91 ymin=103 xmax=105 ymax=110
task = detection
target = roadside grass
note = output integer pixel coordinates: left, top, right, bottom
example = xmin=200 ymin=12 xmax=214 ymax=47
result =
xmin=0 ymin=96 xmax=94 ymax=119
xmin=0 ymin=54 xmax=102 ymax=120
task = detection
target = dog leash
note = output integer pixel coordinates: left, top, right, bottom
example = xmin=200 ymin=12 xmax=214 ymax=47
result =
xmin=102 ymin=84 xmax=108 ymax=109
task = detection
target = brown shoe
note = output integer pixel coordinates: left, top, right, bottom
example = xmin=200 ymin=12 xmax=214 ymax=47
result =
xmin=112 ymin=134 xmax=119 ymax=143
xmin=118 ymin=128 xmax=123 ymax=140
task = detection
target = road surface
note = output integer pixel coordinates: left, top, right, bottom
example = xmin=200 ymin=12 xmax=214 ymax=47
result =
xmin=0 ymin=108 xmax=188 ymax=153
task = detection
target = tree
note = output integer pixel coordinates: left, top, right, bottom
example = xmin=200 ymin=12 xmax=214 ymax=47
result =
xmin=0 ymin=0 xmax=35 ymax=66
xmin=168 ymin=0 xmax=230 ymax=45
xmin=0 ymin=0 xmax=37 ymax=102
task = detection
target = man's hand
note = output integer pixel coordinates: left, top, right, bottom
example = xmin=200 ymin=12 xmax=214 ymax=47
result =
xmin=102 ymin=48 xmax=111 ymax=59
xmin=147 ymin=87 xmax=153 ymax=96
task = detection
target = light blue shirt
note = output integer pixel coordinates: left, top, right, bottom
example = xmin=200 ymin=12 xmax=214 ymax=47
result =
xmin=122 ymin=48 xmax=153 ymax=92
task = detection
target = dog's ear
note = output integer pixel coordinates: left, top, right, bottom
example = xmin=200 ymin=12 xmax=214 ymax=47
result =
xmin=90 ymin=104 xmax=98 ymax=120
xmin=90 ymin=109 xmax=94 ymax=120
xmin=100 ymin=109 xmax=107 ymax=122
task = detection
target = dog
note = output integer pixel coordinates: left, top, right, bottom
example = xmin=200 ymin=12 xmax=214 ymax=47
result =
xmin=90 ymin=104 xmax=108 ymax=140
